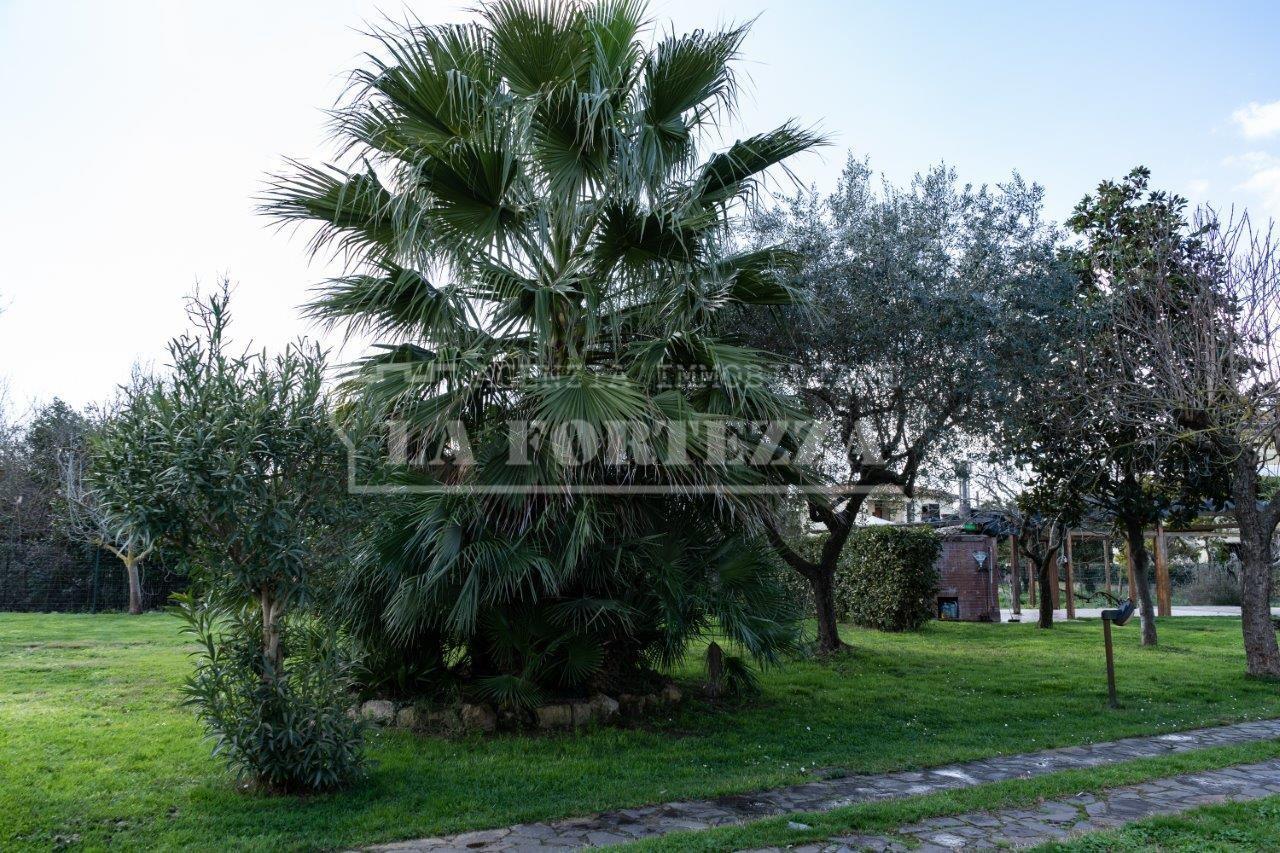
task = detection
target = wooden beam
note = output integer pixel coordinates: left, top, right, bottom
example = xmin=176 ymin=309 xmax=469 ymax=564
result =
xmin=1010 ymin=535 xmax=1022 ymax=616
xmin=1064 ymin=531 xmax=1076 ymax=618
xmin=1103 ymin=537 xmax=1114 ymax=596
xmin=1028 ymin=552 xmax=1037 ymax=606
xmin=1126 ymin=543 xmax=1137 ymax=599
xmin=1155 ymin=521 xmax=1172 ymax=617
xmin=1048 ymin=536 xmax=1061 ymax=610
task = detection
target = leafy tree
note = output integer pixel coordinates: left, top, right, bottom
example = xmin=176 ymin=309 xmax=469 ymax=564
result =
xmin=119 ymin=288 xmax=363 ymax=791
xmin=0 ymin=398 xmax=89 ymax=546
xmin=732 ymin=156 xmax=1073 ymax=653
xmin=262 ymin=0 xmax=820 ymax=705
xmin=65 ymin=376 xmax=164 ymax=614
xmin=1004 ymin=167 xmax=1225 ymax=646
xmin=1112 ymin=206 xmax=1280 ymax=676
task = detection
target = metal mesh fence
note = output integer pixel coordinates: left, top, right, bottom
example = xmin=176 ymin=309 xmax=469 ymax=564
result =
xmin=1002 ymin=559 xmax=1280 ymax=609
xmin=0 ymin=540 xmax=186 ymax=612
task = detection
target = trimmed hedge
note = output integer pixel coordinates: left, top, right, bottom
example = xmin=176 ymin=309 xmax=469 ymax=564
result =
xmin=835 ymin=526 xmax=941 ymax=631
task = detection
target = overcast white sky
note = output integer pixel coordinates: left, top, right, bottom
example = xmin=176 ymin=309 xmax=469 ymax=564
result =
xmin=2 ymin=0 xmax=1279 ymax=411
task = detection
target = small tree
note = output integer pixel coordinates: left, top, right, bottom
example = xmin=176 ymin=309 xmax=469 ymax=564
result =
xmin=66 ymin=377 xmax=164 ymax=614
xmin=125 ymin=287 xmax=363 ymax=791
xmin=1058 ymin=168 xmax=1224 ymax=646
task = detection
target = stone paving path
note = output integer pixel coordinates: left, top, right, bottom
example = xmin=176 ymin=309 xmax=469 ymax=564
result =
xmin=757 ymin=757 xmax=1280 ymax=851
xmin=365 ymin=718 xmax=1280 ymax=851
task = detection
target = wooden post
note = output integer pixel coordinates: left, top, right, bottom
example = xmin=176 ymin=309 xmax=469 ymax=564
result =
xmin=1126 ymin=544 xmax=1137 ymax=600
xmin=1064 ymin=531 xmax=1076 ymax=619
xmin=1103 ymin=616 xmax=1119 ymax=709
xmin=1048 ymin=548 xmax=1061 ymax=610
xmin=1155 ymin=522 xmax=1172 ymax=617
xmin=1010 ymin=535 xmax=1022 ymax=618
xmin=1103 ymin=537 xmax=1114 ymax=596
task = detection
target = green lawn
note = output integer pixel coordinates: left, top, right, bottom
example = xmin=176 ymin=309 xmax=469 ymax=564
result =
xmin=1 ymin=613 xmax=1277 ymax=851
xmin=1040 ymin=795 xmax=1280 ymax=851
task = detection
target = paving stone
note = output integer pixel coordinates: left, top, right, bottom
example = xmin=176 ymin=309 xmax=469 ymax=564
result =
xmin=361 ymin=718 xmax=1280 ymax=851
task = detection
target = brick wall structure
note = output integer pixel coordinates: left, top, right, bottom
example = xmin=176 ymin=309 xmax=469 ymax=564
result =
xmin=935 ymin=534 xmax=999 ymax=622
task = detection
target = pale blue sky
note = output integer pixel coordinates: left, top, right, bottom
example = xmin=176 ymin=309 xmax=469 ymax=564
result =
xmin=2 ymin=0 xmax=1279 ymax=408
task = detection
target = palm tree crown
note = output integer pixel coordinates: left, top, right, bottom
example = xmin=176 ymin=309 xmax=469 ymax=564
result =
xmin=263 ymin=0 xmax=822 ymax=705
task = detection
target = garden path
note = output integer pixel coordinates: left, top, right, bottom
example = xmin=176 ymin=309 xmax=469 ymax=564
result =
xmin=745 ymin=757 xmax=1280 ymax=851
xmin=363 ymin=718 xmax=1280 ymax=851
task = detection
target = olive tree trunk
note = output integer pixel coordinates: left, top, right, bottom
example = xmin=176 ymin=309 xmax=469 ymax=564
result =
xmin=125 ymin=557 xmax=143 ymax=615
xmin=1037 ymin=557 xmax=1055 ymax=629
xmin=808 ymin=567 xmax=844 ymax=654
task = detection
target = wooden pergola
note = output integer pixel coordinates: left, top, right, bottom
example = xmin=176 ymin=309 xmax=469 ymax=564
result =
xmin=1008 ymin=521 xmax=1238 ymax=619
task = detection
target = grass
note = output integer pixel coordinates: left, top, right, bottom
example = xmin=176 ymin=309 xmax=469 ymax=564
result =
xmin=1040 ymin=795 xmax=1280 ymax=850
xmin=1 ymin=613 xmax=1278 ymax=851
xmin=621 ymin=740 xmax=1280 ymax=852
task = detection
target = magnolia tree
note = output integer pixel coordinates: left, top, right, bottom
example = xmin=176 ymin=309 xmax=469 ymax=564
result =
xmin=733 ymin=156 xmax=1074 ymax=653
xmin=113 ymin=288 xmax=364 ymax=792
xmin=1005 ymin=169 xmax=1229 ymax=647
xmin=1113 ymin=208 xmax=1280 ymax=676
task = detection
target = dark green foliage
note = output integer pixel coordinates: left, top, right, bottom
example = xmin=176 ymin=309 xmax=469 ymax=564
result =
xmin=176 ymin=595 xmax=364 ymax=793
xmin=264 ymin=1 xmax=821 ymax=704
xmin=116 ymin=288 xmax=365 ymax=791
xmin=834 ymin=527 xmax=940 ymax=632
xmin=343 ymin=499 xmax=804 ymax=705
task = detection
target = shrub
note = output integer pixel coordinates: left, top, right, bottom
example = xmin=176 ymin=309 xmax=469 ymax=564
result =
xmin=1183 ymin=564 xmax=1242 ymax=606
xmin=117 ymin=289 xmax=365 ymax=791
xmin=179 ymin=596 xmax=364 ymax=792
xmin=835 ymin=527 xmax=941 ymax=631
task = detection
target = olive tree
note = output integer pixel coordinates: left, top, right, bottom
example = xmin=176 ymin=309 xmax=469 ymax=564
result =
xmin=66 ymin=376 xmax=164 ymax=614
xmin=735 ymin=156 xmax=1074 ymax=653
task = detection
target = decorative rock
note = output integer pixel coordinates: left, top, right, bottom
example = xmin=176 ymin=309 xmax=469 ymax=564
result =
xmin=535 ymin=703 xmax=574 ymax=729
xmin=661 ymin=683 xmax=682 ymax=705
xmin=346 ymin=703 xmax=360 ymax=721
xmin=590 ymin=693 xmax=620 ymax=722
xmin=571 ymin=701 xmax=594 ymax=727
xmin=394 ymin=706 xmax=418 ymax=729
xmin=428 ymin=707 xmax=462 ymax=734
xmin=360 ymin=699 xmax=396 ymax=725
xmin=617 ymin=693 xmax=645 ymax=717
xmin=461 ymin=702 xmax=498 ymax=734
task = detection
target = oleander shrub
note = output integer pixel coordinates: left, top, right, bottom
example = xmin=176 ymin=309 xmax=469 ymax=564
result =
xmin=179 ymin=595 xmax=365 ymax=793
xmin=835 ymin=526 xmax=940 ymax=631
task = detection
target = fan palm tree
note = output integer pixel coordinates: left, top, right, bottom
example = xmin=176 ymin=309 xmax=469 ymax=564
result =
xmin=263 ymin=0 xmax=823 ymax=706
